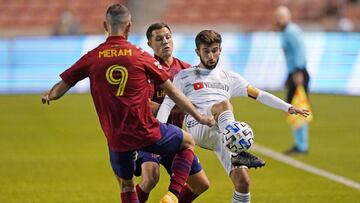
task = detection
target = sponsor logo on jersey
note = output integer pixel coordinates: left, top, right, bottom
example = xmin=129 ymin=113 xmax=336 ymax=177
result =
xmin=193 ymin=82 xmax=204 ymax=90
xmin=193 ymin=82 xmax=229 ymax=91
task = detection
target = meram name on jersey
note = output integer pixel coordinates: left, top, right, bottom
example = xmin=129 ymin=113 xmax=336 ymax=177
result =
xmin=193 ymin=82 xmax=230 ymax=92
xmin=98 ymin=49 xmax=132 ymax=58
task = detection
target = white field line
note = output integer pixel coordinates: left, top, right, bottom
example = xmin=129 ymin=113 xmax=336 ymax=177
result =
xmin=251 ymin=144 xmax=360 ymax=190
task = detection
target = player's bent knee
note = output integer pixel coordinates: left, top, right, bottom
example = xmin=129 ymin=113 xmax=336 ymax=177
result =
xmin=187 ymin=170 xmax=210 ymax=195
xmin=140 ymin=162 xmax=160 ymax=191
xmin=191 ymin=181 xmax=210 ymax=195
xmin=140 ymin=175 xmax=159 ymax=191
xmin=195 ymin=179 xmax=210 ymax=194
xmin=141 ymin=177 xmax=159 ymax=191
xmin=211 ymin=100 xmax=233 ymax=119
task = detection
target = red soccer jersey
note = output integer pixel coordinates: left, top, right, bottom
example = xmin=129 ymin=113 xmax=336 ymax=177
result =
xmin=60 ymin=36 xmax=170 ymax=152
xmin=149 ymin=55 xmax=190 ymax=128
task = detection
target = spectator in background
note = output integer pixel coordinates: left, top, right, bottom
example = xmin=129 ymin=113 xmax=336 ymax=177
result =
xmin=338 ymin=16 xmax=354 ymax=32
xmin=53 ymin=10 xmax=82 ymax=36
xmin=325 ymin=0 xmax=355 ymax=32
xmin=275 ymin=6 xmax=311 ymax=155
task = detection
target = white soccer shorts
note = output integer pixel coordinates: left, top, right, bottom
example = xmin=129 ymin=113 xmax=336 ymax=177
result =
xmin=185 ymin=106 xmax=235 ymax=175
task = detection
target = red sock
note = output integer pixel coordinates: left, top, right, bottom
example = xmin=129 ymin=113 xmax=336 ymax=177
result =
xmin=136 ymin=184 xmax=149 ymax=203
xmin=169 ymin=148 xmax=194 ymax=196
xmin=120 ymin=191 xmax=139 ymax=203
xmin=179 ymin=185 xmax=198 ymax=203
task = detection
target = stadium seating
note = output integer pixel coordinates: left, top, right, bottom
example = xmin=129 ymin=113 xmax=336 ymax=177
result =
xmin=162 ymin=0 xmax=360 ymax=32
xmin=0 ymin=0 xmax=359 ymax=36
xmin=344 ymin=2 xmax=360 ymax=26
xmin=0 ymin=0 xmax=125 ymax=36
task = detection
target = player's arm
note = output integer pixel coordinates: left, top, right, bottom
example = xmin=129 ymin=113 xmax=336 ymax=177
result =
xmin=41 ymin=80 xmax=71 ymax=105
xmin=170 ymin=106 xmax=184 ymax=114
xmin=247 ymin=85 xmax=309 ymax=117
xmin=156 ymin=95 xmax=174 ymax=122
xmin=159 ymin=79 xmax=215 ymax=126
xmin=149 ymin=99 xmax=184 ymax=116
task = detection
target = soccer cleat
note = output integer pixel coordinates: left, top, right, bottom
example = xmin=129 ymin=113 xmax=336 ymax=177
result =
xmin=160 ymin=192 xmax=178 ymax=203
xmin=284 ymin=146 xmax=308 ymax=155
xmin=231 ymin=151 xmax=266 ymax=169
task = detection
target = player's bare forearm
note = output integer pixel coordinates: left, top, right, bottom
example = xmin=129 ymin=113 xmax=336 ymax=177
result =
xmin=171 ymin=106 xmax=184 ymax=114
xmin=160 ymin=80 xmax=214 ymax=126
xmin=148 ymin=100 xmax=182 ymax=116
xmin=161 ymin=81 xmax=197 ymax=117
xmin=41 ymin=80 xmax=71 ymax=105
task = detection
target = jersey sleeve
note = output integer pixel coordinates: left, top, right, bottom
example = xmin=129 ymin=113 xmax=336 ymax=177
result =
xmin=60 ymin=53 xmax=90 ymax=86
xmin=156 ymin=95 xmax=175 ymax=123
xmin=172 ymin=71 xmax=185 ymax=92
xmin=156 ymin=71 xmax=183 ymax=123
xmin=140 ymin=51 xmax=170 ymax=83
xmin=228 ymin=71 xmax=249 ymax=97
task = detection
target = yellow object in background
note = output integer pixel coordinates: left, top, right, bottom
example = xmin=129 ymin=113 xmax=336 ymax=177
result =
xmin=287 ymin=85 xmax=313 ymax=129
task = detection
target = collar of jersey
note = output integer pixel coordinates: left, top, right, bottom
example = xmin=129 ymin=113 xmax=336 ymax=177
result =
xmin=195 ymin=65 xmax=215 ymax=74
xmin=106 ymin=36 xmax=126 ymax=43
xmin=154 ymin=55 xmax=173 ymax=70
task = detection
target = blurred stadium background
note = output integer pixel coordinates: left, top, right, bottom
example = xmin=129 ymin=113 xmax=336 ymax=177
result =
xmin=1 ymin=0 xmax=360 ymax=95
xmin=0 ymin=0 xmax=359 ymax=202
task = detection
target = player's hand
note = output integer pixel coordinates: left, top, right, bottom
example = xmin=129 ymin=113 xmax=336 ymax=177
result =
xmin=198 ymin=115 xmax=216 ymax=127
xmin=288 ymin=106 xmax=309 ymax=117
xmin=41 ymin=91 xmax=50 ymax=105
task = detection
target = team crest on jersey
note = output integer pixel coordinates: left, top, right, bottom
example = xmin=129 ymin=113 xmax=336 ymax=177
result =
xmin=195 ymin=69 xmax=202 ymax=79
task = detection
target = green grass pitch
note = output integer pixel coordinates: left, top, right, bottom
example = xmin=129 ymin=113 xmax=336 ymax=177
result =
xmin=0 ymin=93 xmax=359 ymax=202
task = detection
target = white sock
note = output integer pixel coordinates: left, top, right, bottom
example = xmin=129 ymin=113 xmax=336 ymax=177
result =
xmin=217 ymin=110 xmax=236 ymax=132
xmin=232 ymin=191 xmax=250 ymax=203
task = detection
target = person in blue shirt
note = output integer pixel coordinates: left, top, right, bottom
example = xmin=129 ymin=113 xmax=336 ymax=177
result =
xmin=276 ymin=6 xmax=311 ymax=155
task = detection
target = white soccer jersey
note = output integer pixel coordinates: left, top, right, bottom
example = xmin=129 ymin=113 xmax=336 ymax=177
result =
xmin=157 ymin=66 xmax=251 ymax=174
xmin=157 ymin=65 xmax=292 ymax=174
xmin=158 ymin=66 xmax=249 ymax=114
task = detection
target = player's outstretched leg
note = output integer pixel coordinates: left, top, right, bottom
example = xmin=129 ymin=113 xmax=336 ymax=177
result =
xmin=231 ymin=151 xmax=266 ymax=169
xmin=212 ymin=100 xmax=266 ymax=169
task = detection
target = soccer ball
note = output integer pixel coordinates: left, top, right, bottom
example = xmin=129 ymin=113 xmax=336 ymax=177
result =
xmin=222 ymin=121 xmax=254 ymax=153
